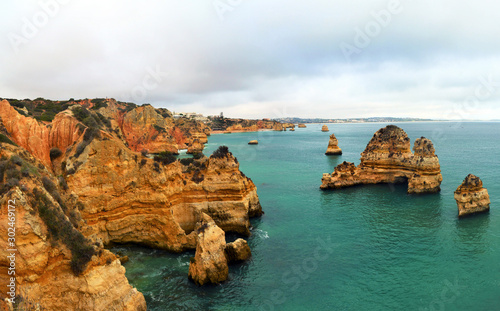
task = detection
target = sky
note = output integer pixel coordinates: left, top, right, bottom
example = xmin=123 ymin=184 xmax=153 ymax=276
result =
xmin=1 ymin=0 xmax=500 ymax=120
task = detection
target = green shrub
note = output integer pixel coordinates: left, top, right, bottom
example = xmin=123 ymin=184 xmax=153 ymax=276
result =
xmin=96 ymin=113 xmax=111 ymax=128
xmin=35 ymin=111 xmax=56 ymax=122
xmin=191 ymin=169 xmax=204 ymax=183
xmin=34 ymin=188 xmax=96 ymax=276
xmin=153 ymin=151 xmax=176 ymax=165
xmin=193 ymin=152 xmax=204 ymax=160
xmin=211 ymin=146 xmax=230 ymax=158
xmin=179 ymin=158 xmax=194 ymax=166
xmin=90 ymin=98 xmax=108 ymax=110
xmin=0 ymin=134 xmax=17 ymax=146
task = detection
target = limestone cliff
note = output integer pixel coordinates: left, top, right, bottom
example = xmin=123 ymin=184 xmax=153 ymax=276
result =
xmin=0 ymin=100 xmax=82 ymax=168
xmin=325 ymin=133 xmax=342 ymax=155
xmin=321 ymin=125 xmax=442 ymax=194
xmin=0 ymin=144 xmax=146 ymax=311
xmin=454 ymin=174 xmax=490 ymax=217
xmin=0 ymin=98 xmax=264 ymax=307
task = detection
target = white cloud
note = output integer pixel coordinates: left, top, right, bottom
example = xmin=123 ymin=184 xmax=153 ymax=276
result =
xmin=1 ymin=0 xmax=499 ymax=119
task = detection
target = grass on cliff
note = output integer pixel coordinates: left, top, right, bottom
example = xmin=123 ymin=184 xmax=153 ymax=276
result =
xmin=33 ymin=188 xmax=96 ymax=276
xmin=0 ymin=134 xmax=17 ymax=146
xmin=0 ymin=155 xmax=40 ymax=196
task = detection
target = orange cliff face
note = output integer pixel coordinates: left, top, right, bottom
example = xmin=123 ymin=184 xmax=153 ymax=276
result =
xmin=66 ymin=137 xmax=262 ymax=252
xmin=0 ymin=100 xmax=82 ymax=168
xmin=0 ymin=144 xmax=146 ymax=311
xmin=120 ymin=104 xmax=179 ymax=154
xmin=321 ymin=125 xmax=443 ymax=194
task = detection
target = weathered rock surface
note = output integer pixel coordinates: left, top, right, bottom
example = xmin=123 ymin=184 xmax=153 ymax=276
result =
xmin=321 ymin=125 xmax=442 ymax=194
xmin=121 ymin=104 xmax=179 ymax=154
xmin=187 ymin=138 xmax=204 ymax=154
xmin=298 ymin=124 xmax=307 ymax=128
xmin=454 ymin=174 xmax=490 ymax=217
xmin=225 ymin=238 xmax=252 ymax=263
xmin=248 ymin=140 xmax=258 ymax=145
xmin=0 ymin=161 xmax=146 ymax=310
xmin=0 ymin=98 xmax=264 ymax=307
xmin=325 ymin=133 xmax=342 ymax=155
xmin=188 ymin=214 xmax=228 ymax=285
xmin=321 ymin=125 xmax=329 ymax=132
xmin=66 ymin=138 xmax=262 ymax=251
xmin=0 ymin=100 xmax=82 ymax=168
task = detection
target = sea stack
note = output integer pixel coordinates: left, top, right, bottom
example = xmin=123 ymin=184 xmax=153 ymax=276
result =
xmin=321 ymin=125 xmax=443 ymax=194
xmin=188 ymin=214 xmax=229 ymax=286
xmin=325 ymin=133 xmax=342 ymax=155
xmin=454 ymin=174 xmax=490 ymax=217
xmin=298 ymin=124 xmax=307 ymax=128
xmin=321 ymin=125 xmax=329 ymax=132
xmin=248 ymin=140 xmax=258 ymax=145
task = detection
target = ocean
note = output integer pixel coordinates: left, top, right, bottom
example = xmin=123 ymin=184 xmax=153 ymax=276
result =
xmin=111 ymin=122 xmax=500 ymax=311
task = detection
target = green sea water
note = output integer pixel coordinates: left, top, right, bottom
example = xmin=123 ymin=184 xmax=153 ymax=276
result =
xmin=112 ymin=122 xmax=500 ymax=311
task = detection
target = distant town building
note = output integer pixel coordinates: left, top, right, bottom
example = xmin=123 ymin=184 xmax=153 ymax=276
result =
xmin=173 ymin=112 xmax=209 ymax=122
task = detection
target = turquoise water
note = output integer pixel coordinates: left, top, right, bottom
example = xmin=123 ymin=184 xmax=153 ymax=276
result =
xmin=112 ymin=122 xmax=500 ymax=311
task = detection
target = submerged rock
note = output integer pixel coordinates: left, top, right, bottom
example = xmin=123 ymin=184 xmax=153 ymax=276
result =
xmin=454 ymin=174 xmax=490 ymax=217
xmin=321 ymin=125 xmax=329 ymax=132
xmin=225 ymin=238 xmax=252 ymax=263
xmin=321 ymin=125 xmax=443 ymax=194
xmin=188 ymin=214 xmax=228 ymax=285
xmin=325 ymin=133 xmax=342 ymax=155
xmin=248 ymin=140 xmax=258 ymax=145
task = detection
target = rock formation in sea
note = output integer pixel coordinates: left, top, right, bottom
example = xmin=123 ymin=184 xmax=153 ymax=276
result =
xmin=321 ymin=125 xmax=329 ymax=132
xmin=248 ymin=140 xmax=258 ymax=145
xmin=454 ymin=174 xmax=490 ymax=217
xmin=325 ymin=133 xmax=342 ymax=155
xmin=225 ymin=238 xmax=252 ymax=263
xmin=0 ymin=98 xmax=263 ymax=307
xmin=298 ymin=123 xmax=307 ymax=128
xmin=321 ymin=125 xmax=443 ymax=194
xmin=188 ymin=213 xmax=228 ymax=286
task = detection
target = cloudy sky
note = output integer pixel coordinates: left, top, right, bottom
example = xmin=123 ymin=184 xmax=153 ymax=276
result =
xmin=1 ymin=0 xmax=500 ymax=119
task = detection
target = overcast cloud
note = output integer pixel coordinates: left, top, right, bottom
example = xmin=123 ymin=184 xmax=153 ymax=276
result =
xmin=1 ymin=0 xmax=500 ymax=119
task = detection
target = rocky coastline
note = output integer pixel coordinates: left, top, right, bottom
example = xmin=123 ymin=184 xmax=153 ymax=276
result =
xmin=0 ymin=98 xmax=263 ymax=309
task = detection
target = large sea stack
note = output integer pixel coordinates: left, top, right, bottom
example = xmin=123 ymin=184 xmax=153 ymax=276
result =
xmin=325 ymin=133 xmax=342 ymax=155
xmin=321 ymin=125 xmax=443 ymax=194
xmin=454 ymin=174 xmax=490 ymax=217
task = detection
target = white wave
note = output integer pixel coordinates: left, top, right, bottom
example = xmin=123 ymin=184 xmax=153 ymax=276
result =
xmin=253 ymin=229 xmax=269 ymax=239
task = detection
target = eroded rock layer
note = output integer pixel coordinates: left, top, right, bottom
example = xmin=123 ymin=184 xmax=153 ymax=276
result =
xmin=188 ymin=213 xmax=228 ymax=286
xmin=454 ymin=174 xmax=490 ymax=217
xmin=0 ymin=145 xmax=146 ymax=311
xmin=0 ymin=98 xmax=264 ymax=306
xmin=321 ymin=125 xmax=442 ymax=194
